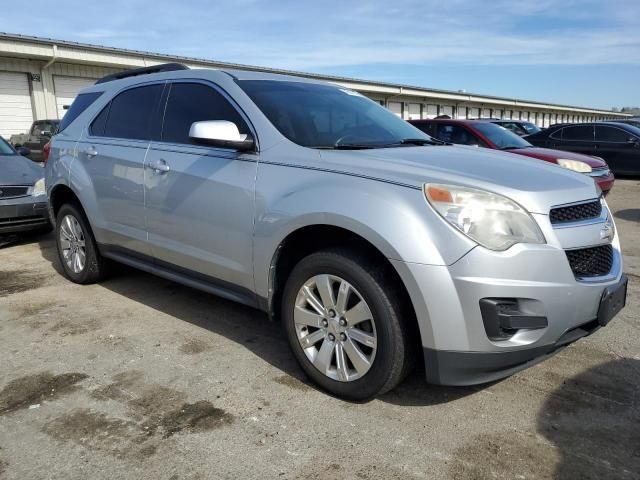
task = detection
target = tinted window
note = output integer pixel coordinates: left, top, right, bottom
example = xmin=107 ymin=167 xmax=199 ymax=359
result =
xmin=101 ymin=85 xmax=163 ymax=140
xmin=595 ymin=126 xmax=630 ymax=142
xmin=521 ymin=122 xmax=541 ymax=134
xmin=59 ymin=92 xmax=103 ymax=132
xmin=238 ymin=80 xmax=430 ymax=148
xmin=435 ymin=124 xmax=480 ymax=146
xmin=162 ymin=83 xmax=248 ymax=144
xmin=498 ymin=122 xmax=527 ymax=136
xmin=561 ymin=125 xmax=594 ymax=141
xmin=32 ymin=121 xmax=57 ymax=137
xmin=90 ymin=104 xmax=110 ymax=136
xmin=473 ymin=122 xmax=532 ymax=149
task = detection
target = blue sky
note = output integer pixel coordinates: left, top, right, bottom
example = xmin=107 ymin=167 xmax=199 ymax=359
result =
xmin=1 ymin=0 xmax=638 ymax=109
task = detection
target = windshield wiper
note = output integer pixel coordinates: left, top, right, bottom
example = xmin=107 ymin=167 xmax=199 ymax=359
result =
xmin=398 ymin=138 xmax=445 ymax=146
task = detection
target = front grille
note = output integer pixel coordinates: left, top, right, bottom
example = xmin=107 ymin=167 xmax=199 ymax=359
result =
xmin=566 ymin=245 xmax=613 ymax=278
xmin=550 ymin=200 xmax=602 ymax=224
xmin=0 ymin=186 xmax=29 ymax=199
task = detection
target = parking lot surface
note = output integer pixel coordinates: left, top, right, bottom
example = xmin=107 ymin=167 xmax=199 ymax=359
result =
xmin=0 ymin=180 xmax=638 ymax=480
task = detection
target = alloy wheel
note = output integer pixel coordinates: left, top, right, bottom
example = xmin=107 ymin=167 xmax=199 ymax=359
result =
xmin=59 ymin=214 xmax=87 ymax=274
xmin=294 ymin=274 xmax=377 ymax=382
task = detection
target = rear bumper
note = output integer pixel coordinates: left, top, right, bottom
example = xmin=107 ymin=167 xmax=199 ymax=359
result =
xmin=0 ymin=198 xmax=50 ymax=234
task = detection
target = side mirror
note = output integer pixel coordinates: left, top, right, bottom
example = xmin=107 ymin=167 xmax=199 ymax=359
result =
xmin=16 ymin=146 xmax=31 ymax=156
xmin=189 ymin=120 xmax=255 ymax=152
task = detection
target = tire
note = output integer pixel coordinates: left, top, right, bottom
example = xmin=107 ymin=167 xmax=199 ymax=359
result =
xmin=281 ymin=248 xmax=412 ymax=400
xmin=55 ymin=203 xmax=108 ymax=284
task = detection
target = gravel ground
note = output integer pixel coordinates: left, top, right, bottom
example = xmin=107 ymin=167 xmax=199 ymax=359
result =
xmin=0 ymin=179 xmax=638 ymax=480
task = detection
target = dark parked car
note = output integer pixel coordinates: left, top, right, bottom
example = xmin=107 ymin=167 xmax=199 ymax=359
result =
xmin=488 ymin=119 xmax=542 ymax=136
xmin=409 ymin=119 xmax=615 ymax=194
xmin=0 ymin=136 xmax=51 ymax=234
xmin=526 ymin=122 xmax=640 ymax=176
xmin=9 ymin=119 xmax=60 ymax=163
xmin=608 ymin=119 xmax=640 ymax=129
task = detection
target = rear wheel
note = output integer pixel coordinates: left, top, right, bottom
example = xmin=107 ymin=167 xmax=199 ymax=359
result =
xmin=55 ymin=203 xmax=108 ymax=284
xmin=282 ymin=248 xmax=412 ymax=400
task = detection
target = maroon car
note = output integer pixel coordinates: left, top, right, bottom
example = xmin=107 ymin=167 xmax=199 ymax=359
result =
xmin=409 ymin=119 xmax=615 ymax=194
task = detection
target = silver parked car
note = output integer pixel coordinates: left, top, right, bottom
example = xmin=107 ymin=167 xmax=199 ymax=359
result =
xmin=45 ymin=64 xmax=627 ymax=400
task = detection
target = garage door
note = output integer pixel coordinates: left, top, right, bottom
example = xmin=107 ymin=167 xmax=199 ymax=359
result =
xmin=54 ymin=76 xmax=96 ymax=120
xmin=0 ymin=71 xmax=34 ymax=139
xmin=387 ymin=101 xmax=402 ymax=117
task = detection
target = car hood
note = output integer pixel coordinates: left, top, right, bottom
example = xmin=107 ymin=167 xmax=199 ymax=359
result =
xmin=0 ymin=154 xmax=43 ymax=185
xmin=511 ymin=147 xmax=607 ymax=167
xmin=317 ymin=145 xmax=599 ymax=214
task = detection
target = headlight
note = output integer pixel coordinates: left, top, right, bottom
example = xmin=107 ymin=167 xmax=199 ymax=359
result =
xmin=556 ymin=159 xmax=592 ymax=173
xmin=424 ymin=184 xmax=545 ymax=251
xmin=32 ymin=178 xmax=46 ymax=197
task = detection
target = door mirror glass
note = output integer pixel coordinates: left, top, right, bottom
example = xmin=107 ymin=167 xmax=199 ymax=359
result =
xmin=189 ymin=120 xmax=255 ymax=151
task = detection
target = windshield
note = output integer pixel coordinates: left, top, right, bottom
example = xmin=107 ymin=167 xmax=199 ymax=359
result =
xmin=0 ymin=137 xmax=16 ymax=155
xmin=473 ymin=122 xmax=533 ymax=149
xmin=521 ymin=122 xmax=541 ymax=134
xmin=237 ymin=80 xmax=432 ymax=148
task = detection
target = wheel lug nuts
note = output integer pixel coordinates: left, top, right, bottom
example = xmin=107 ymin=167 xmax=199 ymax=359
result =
xmin=328 ymin=310 xmax=336 ymax=318
xmin=328 ymin=333 xmax=335 ymax=341
xmin=339 ymin=318 xmax=347 ymax=326
xmin=340 ymin=333 xmax=347 ymax=342
xmin=322 ymin=320 xmax=328 ymax=328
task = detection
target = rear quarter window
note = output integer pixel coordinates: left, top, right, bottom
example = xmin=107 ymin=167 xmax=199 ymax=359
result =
xmin=58 ymin=92 xmax=103 ymax=132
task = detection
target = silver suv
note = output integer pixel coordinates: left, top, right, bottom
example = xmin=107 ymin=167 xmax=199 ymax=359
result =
xmin=46 ymin=64 xmax=627 ymax=400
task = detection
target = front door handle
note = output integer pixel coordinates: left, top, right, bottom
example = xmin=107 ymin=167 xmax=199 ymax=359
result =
xmin=149 ymin=159 xmax=170 ymax=173
xmin=83 ymin=146 xmax=98 ymax=158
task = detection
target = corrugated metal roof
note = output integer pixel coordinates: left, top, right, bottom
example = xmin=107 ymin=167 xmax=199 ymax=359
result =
xmin=0 ymin=31 xmax=624 ymax=115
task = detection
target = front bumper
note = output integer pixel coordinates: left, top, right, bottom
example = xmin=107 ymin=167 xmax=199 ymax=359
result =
xmin=0 ymin=196 xmax=50 ymax=234
xmin=391 ymin=235 xmax=624 ymax=386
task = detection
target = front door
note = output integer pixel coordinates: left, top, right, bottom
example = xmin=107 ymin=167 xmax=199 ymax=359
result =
xmin=144 ymin=81 xmax=257 ymax=294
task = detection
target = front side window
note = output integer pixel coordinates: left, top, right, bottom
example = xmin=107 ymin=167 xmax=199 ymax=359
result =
xmin=472 ymin=122 xmax=532 ymax=149
xmin=237 ymin=80 xmax=430 ymax=148
xmin=595 ymin=126 xmax=630 ymax=142
xmin=561 ymin=125 xmax=594 ymax=141
xmin=161 ymin=83 xmax=248 ymax=144
xmin=93 ymin=84 xmax=163 ymax=140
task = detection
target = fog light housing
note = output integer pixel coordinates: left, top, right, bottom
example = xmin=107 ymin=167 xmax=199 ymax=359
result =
xmin=480 ymin=298 xmax=548 ymax=341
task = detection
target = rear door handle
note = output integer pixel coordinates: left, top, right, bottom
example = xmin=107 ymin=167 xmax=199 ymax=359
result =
xmin=83 ymin=146 xmax=98 ymax=158
xmin=148 ymin=159 xmax=170 ymax=173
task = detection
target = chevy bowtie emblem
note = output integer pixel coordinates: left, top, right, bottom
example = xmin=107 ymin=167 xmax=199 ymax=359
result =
xmin=600 ymin=222 xmax=614 ymax=241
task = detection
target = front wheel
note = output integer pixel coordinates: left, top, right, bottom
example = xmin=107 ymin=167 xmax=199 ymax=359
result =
xmin=281 ymin=249 xmax=412 ymax=400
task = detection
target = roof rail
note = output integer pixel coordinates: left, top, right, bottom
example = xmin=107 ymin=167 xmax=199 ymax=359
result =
xmin=95 ymin=63 xmax=189 ymax=84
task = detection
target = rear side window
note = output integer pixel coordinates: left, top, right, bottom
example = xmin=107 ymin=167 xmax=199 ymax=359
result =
xmin=161 ymin=83 xmax=248 ymax=144
xmin=58 ymin=92 xmax=102 ymax=132
xmin=595 ymin=126 xmax=629 ymax=142
xmin=561 ymin=125 xmax=594 ymax=141
xmin=93 ymin=84 xmax=163 ymax=140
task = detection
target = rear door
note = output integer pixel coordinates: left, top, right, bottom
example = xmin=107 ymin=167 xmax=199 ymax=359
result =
xmin=144 ymin=81 xmax=258 ymax=294
xmin=554 ymin=125 xmax=595 ymax=155
xmin=594 ymin=125 xmax=639 ymax=174
xmin=78 ymin=82 xmax=164 ymax=254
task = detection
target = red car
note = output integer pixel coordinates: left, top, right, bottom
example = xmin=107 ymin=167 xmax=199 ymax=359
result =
xmin=409 ymin=119 xmax=615 ymax=194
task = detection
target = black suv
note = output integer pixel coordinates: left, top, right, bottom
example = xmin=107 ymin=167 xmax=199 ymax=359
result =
xmin=527 ymin=122 xmax=640 ymax=175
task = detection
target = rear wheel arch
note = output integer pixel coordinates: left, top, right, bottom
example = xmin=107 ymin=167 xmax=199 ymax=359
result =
xmin=49 ymin=184 xmax=83 ymax=219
